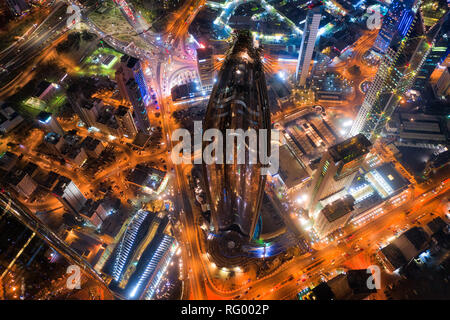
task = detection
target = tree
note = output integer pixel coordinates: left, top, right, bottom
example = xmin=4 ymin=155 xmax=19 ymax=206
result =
xmin=81 ymin=30 xmax=95 ymax=42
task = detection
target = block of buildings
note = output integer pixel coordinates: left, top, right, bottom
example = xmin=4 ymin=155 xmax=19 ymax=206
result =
xmin=81 ymin=136 xmax=105 ymax=158
xmin=303 ymin=269 xmax=377 ymax=300
xmin=126 ymin=164 xmax=168 ymax=194
xmin=377 ymin=226 xmax=429 ymax=272
xmin=0 ymin=102 xmax=24 ymax=134
xmin=314 ymin=195 xmax=355 ymax=238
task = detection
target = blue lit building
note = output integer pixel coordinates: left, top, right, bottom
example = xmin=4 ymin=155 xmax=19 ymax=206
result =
xmin=104 ymin=209 xmax=176 ymax=299
xmin=371 ymin=0 xmax=416 ymax=55
xmin=350 ymin=0 xmax=448 ymax=141
xmin=116 ymin=55 xmax=151 ymax=134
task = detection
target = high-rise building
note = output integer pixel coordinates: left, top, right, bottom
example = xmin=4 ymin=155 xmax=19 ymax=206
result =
xmin=52 ymin=177 xmax=87 ymax=214
xmin=414 ymin=23 xmax=449 ymax=91
xmin=295 ymin=1 xmax=322 ymax=87
xmin=371 ymin=0 xmax=417 ymax=55
xmin=202 ymin=30 xmax=271 ymax=240
xmin=115 ymin=55 xmax=151 ymax=134
xmin=115 ymin=105 xmax=138 ymax=138
xmin=350 ymin=0 xmax=448 ymax=141
xmin=196 ymin=47 xmax=215 ymax=92
xmin=6 ymin=169 xmax=37 ymax=199
xmin=81 ymin=136 xmax=105 ymax=158
xmin=71 ymin=98 xmax=103 ymax=128
xmin=306 ymin=134 xmax=371 ymax=215
xmin=37 ymin=111 xmax=64 ymax=136
xmin=43 ymin=132 xmax=64 ymax=155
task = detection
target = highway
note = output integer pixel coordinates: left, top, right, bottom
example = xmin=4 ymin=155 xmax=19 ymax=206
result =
xmin=0 ymin=193 xmax=115 ymax=298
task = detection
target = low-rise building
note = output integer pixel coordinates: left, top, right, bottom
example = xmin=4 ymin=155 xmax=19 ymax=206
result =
xmin=364 ymin=162 xmax=410 ymax=199
xmin=0 ymin=102 xmax=24 ymax=134
xmin=126 ymin=164 xmax=168 ymax=194
xmin=81 ymin=136 xmax=105 ymax=158
xmin=301 ymin=269 xmax=377 ymax=300
xmin=377 ymin=226 xmax=429 ymax=272
xmin=386 ymin=113 xmax=448 ymax=150
xmin=275 ymin=145 xmax=311 ymax=194
xmin=314 ymin=195 xmax=355 ymax=238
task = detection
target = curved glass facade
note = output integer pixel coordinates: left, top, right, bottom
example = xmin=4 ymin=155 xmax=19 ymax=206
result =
xmin=202 ymin=30 xmax=271 ymax=240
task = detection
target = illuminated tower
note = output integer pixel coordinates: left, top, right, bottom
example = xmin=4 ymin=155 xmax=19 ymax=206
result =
xmin=350 ymin=0 xmax=448 ymax=141
xmin=115 ymin=55 xmax=151 ymax=134
xmin=196 ymin=47 xmax=215 ymax=92
xmin=371 ymin=0 xmax=417 ymax=55
xmin=414 ymin=16 xmax=449 ymax=91
xmin=202 ymin=30 xmax=271 ymax=241
xmin=296 ymin=1 xmax=322 ymax=87
xmin=306 ymin=134 xmax=371 ymax=215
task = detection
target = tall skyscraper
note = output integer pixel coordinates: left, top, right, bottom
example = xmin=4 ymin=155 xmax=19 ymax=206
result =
xmin=296 ymin=1 xmax=322 ymax=87
xmin=371 ymin=0 xmax=417 ymax=55
xmin=306 ymin=134 xmax=371 ymax=215
xmin=196 ymin=47 xmax=215 ymax=92
xmin=115 ymin=105 xmax=138 ymax=138
xmin=202 ymin=30 xmax=271 ymax=241
xmin=350 ymin=0 xmax=448 ymax=141
xmin=116 ymin=55 xmax=151 ymax=134
xmin=434 ymin=66 xmax=450 ymax=98
xmin=414 ymin=19 xmax=449 ymax=91
xmin=52 ymin=177 xmax=87 ymax=215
